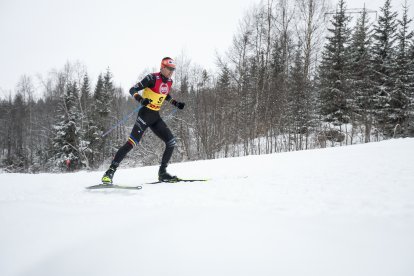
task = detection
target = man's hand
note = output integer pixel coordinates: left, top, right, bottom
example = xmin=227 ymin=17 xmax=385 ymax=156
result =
xmin=175 ymin=102 xmax=185 ymax=110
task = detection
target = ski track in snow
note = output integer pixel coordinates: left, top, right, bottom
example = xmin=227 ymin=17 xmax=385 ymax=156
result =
xmin=0 ymin=139 xmax=414 ymax=276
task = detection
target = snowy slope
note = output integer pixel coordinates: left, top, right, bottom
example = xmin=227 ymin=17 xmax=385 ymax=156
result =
xmin=0 ymin=139 xmax=414 ymax=276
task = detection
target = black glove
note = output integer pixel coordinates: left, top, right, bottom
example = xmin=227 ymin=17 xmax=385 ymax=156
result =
xmin=141 ymin=98 xmax=152 ymax=106
xmin=175 ymin=102 xmax=185 ymax=110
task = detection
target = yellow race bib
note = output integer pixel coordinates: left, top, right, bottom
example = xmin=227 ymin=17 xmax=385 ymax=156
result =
xmin=143 ymin=88 xmax=167 ymax=111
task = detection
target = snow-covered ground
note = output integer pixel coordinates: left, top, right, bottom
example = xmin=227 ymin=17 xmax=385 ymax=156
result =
xmin=1 ymin=139 xmax=414 ymax=276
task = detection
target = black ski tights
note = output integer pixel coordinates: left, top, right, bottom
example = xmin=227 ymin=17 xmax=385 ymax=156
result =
xmin=110 ymin=107 xmax=175 ymax=169
xmin=111 ymin=138 xmax=175 ymax=169
xmin=111 ymin=142 xmax=133 ymax=168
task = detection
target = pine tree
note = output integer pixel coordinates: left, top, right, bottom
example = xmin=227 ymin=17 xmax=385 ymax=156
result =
xmin=408 ymin=39 xmax=414 ymax=136
xmin=88 ymin=74 xmax=106 ymax=166
xmin=216 ymin=64 xmax=235 ymax=157
xmin=270 ymin=39 xmax=290 ymax=130
xmin=349 ymin=7 xmax=375 ymax=142
xmin=318 ymin=0 xmax=352 ymax=126
xmin=288 ymin=46 xmax=305 ymax=149
xmin=78 ymin=73 xmax=93 ymax=169
xmin=288 ymin=45 xmax=318 ymax=150
xmin=93 ymin=74 xmax=107 ymax=117
xmin=218 ymin=64 xmax=231 ymax=90
xmin=80 ymin=73 xmax=91 ymax=116
xmin=394 ymin=0 xmax=414 ymax=136
xmin=6 ymin=93 xmax=27 ymax=171
xmin=371 ymin=0 xmax=399 ymax=137
xmin=102 ymin=69 xmax=116 ymax=158
xmin=50 ymin=82 xmax=82 ymax=171
xmin=103 ymin=69 xmax=115 ymax=103
xmin=88 ymin=70 xmax=116 ymax=165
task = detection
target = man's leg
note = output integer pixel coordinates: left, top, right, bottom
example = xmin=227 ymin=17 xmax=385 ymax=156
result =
xmin=150 ymin=118 xmax=177 ymax=181
xmin=101 ymin=114 xmax=148 ymax=183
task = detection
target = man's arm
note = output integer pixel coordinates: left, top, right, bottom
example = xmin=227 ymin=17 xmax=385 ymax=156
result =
xmin=129 ymin=74 xmax=155 ymax=103
xmin=165 ymin=94 xmax=185 ymax=110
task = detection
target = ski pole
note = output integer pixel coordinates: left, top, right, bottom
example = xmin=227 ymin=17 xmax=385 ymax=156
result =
xmin=102 ymin=105 xmax=142 ymax=137
xmin=164 ymin=107 xmax=179 ymax=121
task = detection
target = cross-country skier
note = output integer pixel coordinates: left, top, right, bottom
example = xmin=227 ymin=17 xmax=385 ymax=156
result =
xmin=101 ymin=57 xmax=185 ymax=184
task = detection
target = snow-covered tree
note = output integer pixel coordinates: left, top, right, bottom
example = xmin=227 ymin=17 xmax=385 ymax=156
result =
xmin=394 ymin=0 xmax=414 ymax=136
xmin=408 ymin=38 xmax=414 ymax=136
xmin=86 ymin=74 xmax=106 ymax=166
xmin=371 ymin=0 xmax=399 ymax=137
xmin=288 ymin=45 xmax=313 ymax=149
xmin=87 ymin=69 xmax=116 ymax=165
xmin=80 ymin=73 xmax=91 ymax=117
xmin=50 ymin=81 xmax=82 ymax=171
xmin=5 ymin=93 xmax=27 ymax=171
xmin=318 ymin=0 xmax=352 ymax=126
xmin=349 ymin=7 xmax=375 ymax=142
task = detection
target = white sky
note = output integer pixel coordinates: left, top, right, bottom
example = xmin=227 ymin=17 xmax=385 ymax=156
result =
xmin=0 ymin=0 xmax=412 ymax=96
xmin=0 ymin=0 xmax=257 ymax=95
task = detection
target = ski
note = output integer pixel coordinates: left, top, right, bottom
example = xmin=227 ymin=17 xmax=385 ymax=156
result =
xmin=86 ymin=178 xmax=207 ymax=189
xmin=145 ymin=179 xmax=208 ymax=184
xmin=86 ymin=184 xmax=142 ymax=190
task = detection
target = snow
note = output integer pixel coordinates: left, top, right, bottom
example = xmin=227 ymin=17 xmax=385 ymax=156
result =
xmin=1 ymin=139 xmax=414 ymax=276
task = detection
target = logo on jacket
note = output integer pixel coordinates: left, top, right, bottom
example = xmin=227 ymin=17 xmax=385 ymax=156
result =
xmin=160 ymin=83 xmax=169 ymax=94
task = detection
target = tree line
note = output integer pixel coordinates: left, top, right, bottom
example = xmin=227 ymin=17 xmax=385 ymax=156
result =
xmin=0 ymin=0 xmax=413 ymax=173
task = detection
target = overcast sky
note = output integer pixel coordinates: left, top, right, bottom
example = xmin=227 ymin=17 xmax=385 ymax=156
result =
xmin=0 ymin=0 xmax=412 ymax=97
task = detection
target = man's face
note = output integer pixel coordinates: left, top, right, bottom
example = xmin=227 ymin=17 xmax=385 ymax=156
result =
xmin=161 ymin=66 xmax=175 ymax=79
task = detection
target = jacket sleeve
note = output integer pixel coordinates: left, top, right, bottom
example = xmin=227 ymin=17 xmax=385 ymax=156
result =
xmin=129 ymin=74 xmax=155 ymax=101
xmin=165 ymin=79 xmax=178 ymax=105
xmin=165 ymin=94 xmax=179 ymax=106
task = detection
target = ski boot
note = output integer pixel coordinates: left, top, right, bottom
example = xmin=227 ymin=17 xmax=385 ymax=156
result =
xmin=158 ymin=166 xmax=179 ymax=182
xmin=101 ymin=167 xmax=116 ymax=185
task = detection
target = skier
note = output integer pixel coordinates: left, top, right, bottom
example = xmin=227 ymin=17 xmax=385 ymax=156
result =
xmin=101 ymin=57 xmax=185 ymax=184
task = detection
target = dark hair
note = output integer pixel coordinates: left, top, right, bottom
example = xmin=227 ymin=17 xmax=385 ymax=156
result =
xmin=162 ymin=57 xmax=172 ymax=61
